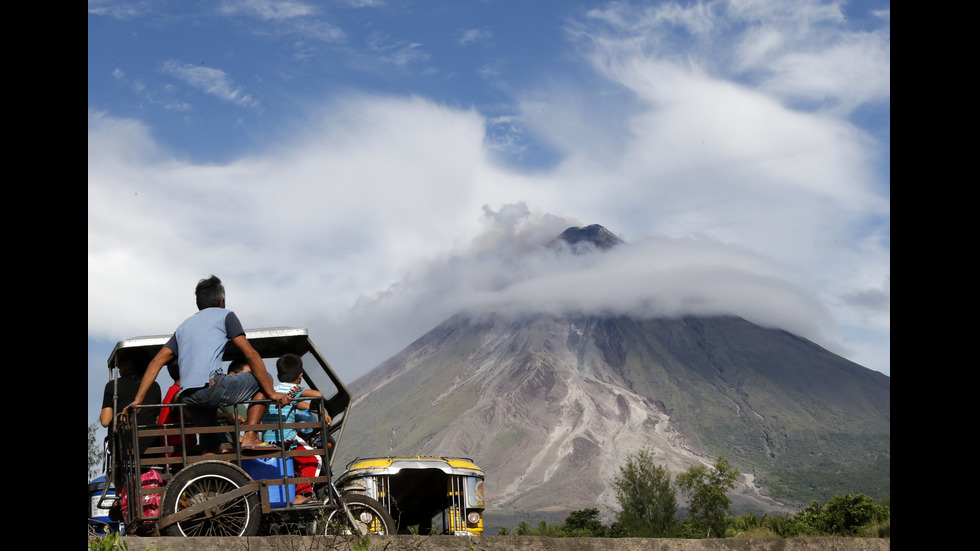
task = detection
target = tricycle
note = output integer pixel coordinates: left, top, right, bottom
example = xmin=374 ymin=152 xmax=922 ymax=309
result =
xmin=338 ymin=455 xmax=485 ymax=535
xmin=93 ymin=327 xmax=395 ymax=537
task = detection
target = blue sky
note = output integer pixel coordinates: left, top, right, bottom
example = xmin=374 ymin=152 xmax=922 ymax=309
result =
xmin=88 ymin=0 xmax=890 ymax=437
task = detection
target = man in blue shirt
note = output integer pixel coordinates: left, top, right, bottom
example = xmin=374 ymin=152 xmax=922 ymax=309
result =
xmin=125 ymin=275 xmax=290 ymax=454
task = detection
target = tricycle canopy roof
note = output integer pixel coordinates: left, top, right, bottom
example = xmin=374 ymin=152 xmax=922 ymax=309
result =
xmin=343 ymin=456 xmax=485 ymax=478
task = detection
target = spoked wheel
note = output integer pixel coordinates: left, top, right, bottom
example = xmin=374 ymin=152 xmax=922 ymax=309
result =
xmin=160 ymin=461 xmax=260 ymax=537
xmin=320 ymin=493 xmax=395 ymax=536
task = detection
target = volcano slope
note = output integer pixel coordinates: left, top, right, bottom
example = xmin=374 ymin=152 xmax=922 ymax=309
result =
xmin=336 ymin=311 xmax=889 ymax=524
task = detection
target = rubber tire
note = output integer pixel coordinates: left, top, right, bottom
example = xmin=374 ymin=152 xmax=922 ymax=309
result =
xmin=159 ymin=462 xmax=260 ymax=537
xmin=321 ymin=493 xmax=396 ymax=536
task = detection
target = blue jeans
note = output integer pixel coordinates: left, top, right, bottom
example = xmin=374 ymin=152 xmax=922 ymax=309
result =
xmin=180 ymin=372 xmax=261 ymax=452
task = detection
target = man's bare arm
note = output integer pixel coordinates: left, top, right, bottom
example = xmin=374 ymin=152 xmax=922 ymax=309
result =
xmin=100 ymin=407 xmax=114 ymax=427
xmin=232 ymin=334 xmax=290 ymax=406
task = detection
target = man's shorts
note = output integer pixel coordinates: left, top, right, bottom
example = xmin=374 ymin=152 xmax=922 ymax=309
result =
xmin=180 ymin=371 xmax=261 ymax=409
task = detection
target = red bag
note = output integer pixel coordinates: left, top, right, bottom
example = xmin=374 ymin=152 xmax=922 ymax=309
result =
xmin=120 ymin=469 xmax=163 ymax=518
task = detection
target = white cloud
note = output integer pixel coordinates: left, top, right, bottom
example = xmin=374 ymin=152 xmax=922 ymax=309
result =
xmin=88 ymin=0 xmax=152 ymax=18
xmin=218 ymin=0 xmax=317 ymax=21
xmin=577 ymin=0 xmax=889 ymax=116
xmin=341 ymin=0 xmax=386 ymax=7
xmin=460 ymin=28 xmax=492 ymax=45
xmin=367 ymin=32 xmax=431 ymax=66
xmin=215 ymin=0 xmax=345 ymax=42
xmin=162 ymin=60 xmax=260 ymax=108
xmin=760 ymin=31 xmax=890 ymax=114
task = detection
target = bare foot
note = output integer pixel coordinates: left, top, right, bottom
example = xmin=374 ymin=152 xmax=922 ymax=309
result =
xmin=240 ymin=433 xmax=263 ymax=447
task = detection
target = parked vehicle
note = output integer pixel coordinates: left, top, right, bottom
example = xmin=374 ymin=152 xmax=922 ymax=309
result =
xmin=88 ymin=475 xmax=122 ymax=536
xmin=337 ymin=455 xmax=485 ymax=535
xmin=91 ymin=327 xmax=395 ymax=537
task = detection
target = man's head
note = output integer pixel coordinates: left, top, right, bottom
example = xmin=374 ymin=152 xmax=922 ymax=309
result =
xmin=276 ymin=353 xmax=304 ymax=384
xmin=195 ymin=275 xmax=226 ymax=310
xmin=116 ymin=350 xmax=137 ymax=377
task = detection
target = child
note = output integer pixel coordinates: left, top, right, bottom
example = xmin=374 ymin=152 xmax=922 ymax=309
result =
xmin=261 ymin=353 xmax=331 ymax=504
xmin=216 ymin=360 xmax=250 ymax=451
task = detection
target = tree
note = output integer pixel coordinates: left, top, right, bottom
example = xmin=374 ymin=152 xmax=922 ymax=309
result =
xmin=563 ymin=508 xmax=607 ymax=537
xmin=88 ymin=422 xmax=104 ymax=480
xmin=821 ymin=493 xmax=889 ymax=536
xmin=675 ymin=455 xmax=739 ymax=538
xmin=783 ymin=494 xmax=890 ymax=537
xmin=532 ymin=520 xmax=563 ymax=537
xmin=786 ymin=499 xmax=824 ymax=536
xmin=612 ymin=447 xmax=678 ymax=537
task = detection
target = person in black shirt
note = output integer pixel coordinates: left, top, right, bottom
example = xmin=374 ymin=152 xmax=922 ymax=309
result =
xmin=101 ymin=349 xmax=162 ymax=455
